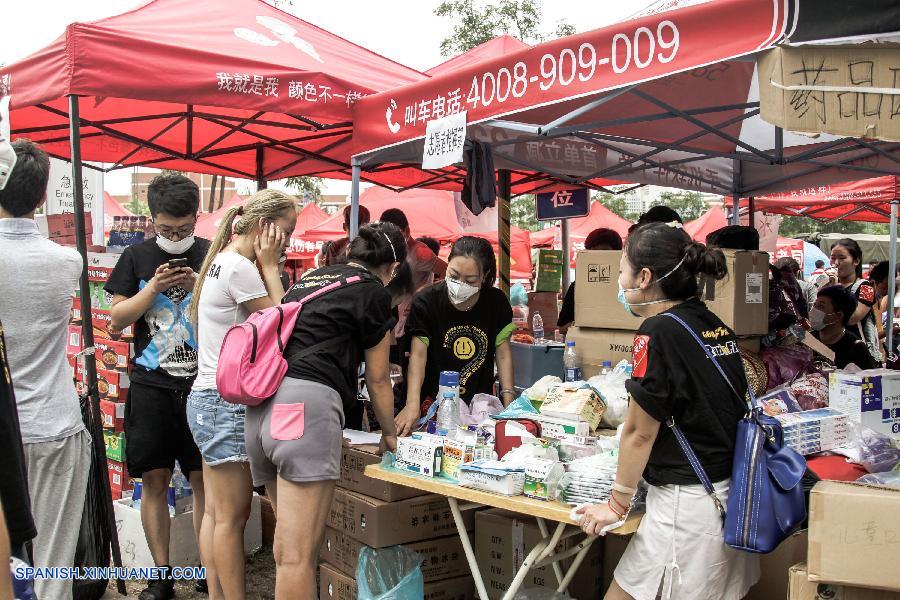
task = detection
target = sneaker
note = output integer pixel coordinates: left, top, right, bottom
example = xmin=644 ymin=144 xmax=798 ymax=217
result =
xmin=138 ymin=569 xmax=175 ymax=600
xmin=195 ymin=578 xmax=209 ymax=594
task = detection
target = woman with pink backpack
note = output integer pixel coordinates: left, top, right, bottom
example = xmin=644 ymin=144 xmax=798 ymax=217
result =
xmin=187 ymin=189 xmax=297 ymax=600
xmin=244 ymin=222 xmax=404 ymax=600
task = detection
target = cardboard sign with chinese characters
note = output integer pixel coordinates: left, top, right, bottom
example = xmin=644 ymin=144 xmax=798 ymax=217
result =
xmin=422 ymin=111 xmax=467 ymax=170
xmin=45 ymin=157 xmax=104 ymax=243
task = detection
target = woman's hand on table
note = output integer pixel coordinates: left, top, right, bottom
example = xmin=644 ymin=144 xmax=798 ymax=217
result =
xmin=576 ymin=503 xmax=622 ymax=536
xmin=394 ymin=403 xmax=420 ymax=437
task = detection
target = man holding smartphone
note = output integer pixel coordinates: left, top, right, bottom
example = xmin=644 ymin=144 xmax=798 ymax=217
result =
xmin=106 ymin=174 xmax=210 ymax=600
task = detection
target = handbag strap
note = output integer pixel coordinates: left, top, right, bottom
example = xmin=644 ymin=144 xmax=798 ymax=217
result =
xmin=659 ymin=312 xmax=756 ymax=520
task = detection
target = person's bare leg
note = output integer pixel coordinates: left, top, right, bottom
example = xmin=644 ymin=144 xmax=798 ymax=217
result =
xmin=272 ymin=478 xmax=335 ymax=600
xmin=265 ymin=483 xmax=277 ymax=514
xmin=140 ymin=468 xmax=173 ymax=566
xmin=210 ymin=463 xmax=253 ymax=600
xmin=195 ymin=464 xmax=222 ymax=599
xmin=605 ymin=580 xmax=637 ymax=600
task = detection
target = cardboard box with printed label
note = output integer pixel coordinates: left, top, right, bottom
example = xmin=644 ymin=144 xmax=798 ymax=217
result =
xmin=395 ymin=433 xmax=444 ymax=477
xmin=74 ymin=363 xmax=130 ymax=403
xmin=104 ymin=431 xmax=127 ymax=462
xmin=744 ymin=529 xmax=808 ymax=600
xmin=339 ymin=445 xmax=426 ymax=502
xmin=565 ymin=327 xmax=636 ymax=378
xmin=474 ymin=509 xmax=601 ymax=600
xmin=528 ymin=291 xmax=559 ymax=337
xmin=320 ymin=527 xmax=467 ymax=582
xmin=829 ymin=369 xmax=900 ymax=440
xmin=100 ymin=399 xmax=125 ymax=432
xmin=107 ymin=460 xmax=134 ymax=500
xmin=789 ymin=562 xmax=900 ymax=600
xmin=327 ymin=488 xmax=475 ymax=548
xmin=575 ymin=250 xmax=769 ymax=335
xmin=318 ymin=562 xmax=475 ymax=600
xmin=808 ymin=481 xmax=900 ymax=591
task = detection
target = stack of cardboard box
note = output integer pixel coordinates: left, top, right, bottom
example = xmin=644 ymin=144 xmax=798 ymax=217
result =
xmin=66 ymin=251 xmax=137 ymax=500
xmin=317 ymin=444 xmax=477 ymax=600
xmin=568 ymin=250 xmax=769 ymax=377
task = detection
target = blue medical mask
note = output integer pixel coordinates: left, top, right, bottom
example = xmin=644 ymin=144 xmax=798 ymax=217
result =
xmin=617 ymin=253 xmax=689 ymax=316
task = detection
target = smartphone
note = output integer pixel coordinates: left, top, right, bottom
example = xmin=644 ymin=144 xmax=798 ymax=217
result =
xmin=167 ymin=258 xmax=189 ymax=269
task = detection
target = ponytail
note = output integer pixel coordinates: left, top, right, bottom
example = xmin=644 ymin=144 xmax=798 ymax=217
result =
xmin=189 ymin=189 xmax=297 ymax=326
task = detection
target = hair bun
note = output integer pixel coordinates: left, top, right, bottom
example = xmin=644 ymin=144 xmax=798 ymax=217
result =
xmin=683 ymin=241 xmax=727 ymax=281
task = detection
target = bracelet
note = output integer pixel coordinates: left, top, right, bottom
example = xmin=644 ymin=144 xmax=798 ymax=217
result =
xmin=609 ymin=494 xmax=630 ymax=516
xmin=612 ymin=482 xmax=637 ymax=497
xmin=499 ymin=389 xmax=516 ymax=397
xmin=607 ymin=499 xmax=625 ymax=520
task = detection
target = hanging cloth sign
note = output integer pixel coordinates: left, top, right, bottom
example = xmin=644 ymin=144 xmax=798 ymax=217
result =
xmin=422 ymin=110 xmax=467 ymax=170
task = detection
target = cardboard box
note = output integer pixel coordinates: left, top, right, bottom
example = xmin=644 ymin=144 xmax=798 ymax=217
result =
xmin=107 ymin=460 xmax=134 ymax=500
xmin=318 ymin=562 xmax=475 ymax=600
xmin=535 ymin=249 xmax=565 ymax=293
xmin=759 ymin=44 xmax=900 ymax=142
xmin=67 ymin=325 xmax=134 ymax=372
xmin=829 ymin=369 xmax=900 ymax=440
xmin=744 ymin=529 xmax=808 ymax=600
xmin=528 ymin=291 xmax=560 ymax=337
xmin=114 ymin=495 xmax=261 ymax=568
xmin=541 ymin=385 xmax=605 ymax=430
xmin=441 ymin=438 xmax=491 ymax=479
xmin=474 ymin=509 xmax=601 ymax=600
xmin=104 ymin=431 xmax=127 ymax=462
xmin=777 ymin=408 xmax=851 ymax=455
xmin=320 ymin=528 xmax=467 ymax=582
xmin=574 ymin=249 xmax=770 ymax=335
xmin=339 ymin=445 xmax=425 ymax=502
xmin=789 ymin=562 xmax=900 ymax=600
xmin=532 ymin=413 xmax=591 ymax=439
xmin=396 ymin=433 xmax=444 ymax=477
xmin=808 ymin=481 xmax=900 ymax=591
xmin=565 ymin=327 xmax=636 ymax=378
xmin=601 ymin=534 xmax=632 ymax=594
xmin=74 ymin=363 xmax=130 ymax=403
xmin=100 ymin=399 xmax=125 ymax=432
xmin=327 ymin=488 xmax=475 ymax=548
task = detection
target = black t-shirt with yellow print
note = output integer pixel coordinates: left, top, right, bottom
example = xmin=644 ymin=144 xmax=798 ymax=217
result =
xmin=406 ymin=282 xmax=514 ymax=404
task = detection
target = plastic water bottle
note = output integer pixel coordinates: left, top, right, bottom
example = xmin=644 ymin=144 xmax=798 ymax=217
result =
xmin=532 ymin=311 xmax=544 ymax=344
xmin=600 ymin=361 xmax=613 ymax=377
xmin=564 ymin=341 xmax=582 ymax=382
xmin=438 ymin=371 xmax=460 ymax=403
xmin=436 ymin=391 xmax=459 ymax=437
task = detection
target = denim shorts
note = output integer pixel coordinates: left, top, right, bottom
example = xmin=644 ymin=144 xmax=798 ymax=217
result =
xmin=187 ymin=389 xmax=248 ymax=466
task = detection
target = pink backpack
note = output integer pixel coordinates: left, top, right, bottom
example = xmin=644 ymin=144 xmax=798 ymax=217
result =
xmin=216 ymin=275 xmax=362 ymax=405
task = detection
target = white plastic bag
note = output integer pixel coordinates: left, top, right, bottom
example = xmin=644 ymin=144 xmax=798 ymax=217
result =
xmin=587 ymin=360 xmax=632 ymax=428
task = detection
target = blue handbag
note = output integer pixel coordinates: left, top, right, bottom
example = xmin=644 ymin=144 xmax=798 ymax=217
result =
xmin=663 ymin=313 xmax=807 ymax=554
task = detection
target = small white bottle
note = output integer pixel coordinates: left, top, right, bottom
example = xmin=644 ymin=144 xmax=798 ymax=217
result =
xmin=564 ymin=341 xmax=582 ymax=382
xmin=600 ymin=361 xmax=613 ymax=377
xmin=532 ymin=311 xmax=544 ymax=344
xmin=436 ymin=391 xmax=459 ymax=437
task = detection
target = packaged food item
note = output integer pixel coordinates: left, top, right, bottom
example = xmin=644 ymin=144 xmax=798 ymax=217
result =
xmin=540 ymin=384 xmax=607 ymax=430
xmin=523 ymin=458 xmax=565 ymax=501
xmin=395 ymin=433 xmax=444 ymax=477
xmin=458 ymin=460 xmax=526 ymax=496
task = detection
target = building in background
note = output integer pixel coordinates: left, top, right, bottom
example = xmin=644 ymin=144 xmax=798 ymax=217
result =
xmin=317 ymin=194 xmax=349 ymax=215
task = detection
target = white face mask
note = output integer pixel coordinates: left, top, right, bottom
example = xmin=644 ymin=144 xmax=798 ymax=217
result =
xmin=0 ymin=138 xmax=16 ymax=191
xmin=809 ymin=307 xmax=831 ymax=331
xmin=156 ymin=234 xmax=195 ymax=255
xmin=447 ymin=278 xmax=480 ymax=305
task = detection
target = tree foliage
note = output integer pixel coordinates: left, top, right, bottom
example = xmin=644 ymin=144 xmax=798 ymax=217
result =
xmin=652 ymin=191 xmax=705 ymax=221
xmin=282 ymin=176 xmax=324 ymax=203
xmin=778 ymin=215 xmax=889 ymax=238
xmin=511 ymin=194 xmax=539 ymax=231
xmin=435 ymin=0 xmax=575 ymax=56
xmin=594 ymin=192 xmax=635 ymax=221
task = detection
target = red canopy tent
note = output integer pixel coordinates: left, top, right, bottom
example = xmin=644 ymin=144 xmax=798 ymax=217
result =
xmin=425 ymin=36 xmax=530 ymax=76
xmin=103 ymin=192 xmax=133 ymax=233
xmin=290 ymin=186 xmax=533 ymax=279
xmin=684 ymin=204 xmax=729 ymax=242
xmin=531 ymin=201 xmax=633 ymax=246
xmin=729 ymin=176 xmax=900 ymax=223
xmin=194 ymin=193 xmax=246 ymax=238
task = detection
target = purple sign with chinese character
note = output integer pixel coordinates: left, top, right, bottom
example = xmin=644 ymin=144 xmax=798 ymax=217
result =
xmin=535 ymin=188 xmax=589 ymax=221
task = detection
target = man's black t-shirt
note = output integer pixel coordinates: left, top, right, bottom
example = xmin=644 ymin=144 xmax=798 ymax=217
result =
xmin=625 ymin=298 xmax=748 ymax=486
xmin=815 ymin=330 xmax=878 ymax=370
xmin=557 ymin=283 xmax=575 ymax=327
xmin=0 ymin=319 xmax=36 ymax=547
xmin=283 ymin=264 xmax=395 ymax=413
xmin=104 ymin=237 xmax=210 ymax=390
xmin=406 ymin=282 xmax=514 ymax=403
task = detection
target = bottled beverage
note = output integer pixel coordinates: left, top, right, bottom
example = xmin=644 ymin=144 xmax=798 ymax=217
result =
xmin=564 ymin=341 xmax=582 ymax=382
xmin=532 ymin=311 xmax=544 ymax=344
xmin=438 ymin=371 xmax=460 ymax=404
xmin=600 ymin=361 xmax=613 ymax=377
xmin=436 ymin=391 xmax=459 ymax=437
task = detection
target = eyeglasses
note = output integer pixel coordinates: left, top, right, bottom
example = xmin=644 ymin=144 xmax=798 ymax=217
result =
xmin=154 ymin=222 xmax=196 ymax=240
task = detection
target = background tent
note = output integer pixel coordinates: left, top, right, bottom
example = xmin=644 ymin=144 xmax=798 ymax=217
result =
xmin=425 ymin=36 xmax=529 ymax=76
xmin=194 ymin=193 xmax=245 ymax=239
xmin=103 ymin=192 xmax=133 ymax=235
xmin=291 ymin=187 xmax=533 ymax=279
xmin=530 ymin=200 xmax=633 ymax=267
xmin=818 ymin=233 xmax=900 ymax=264
xmin=684 ymin=205 xmax=728 ymax=243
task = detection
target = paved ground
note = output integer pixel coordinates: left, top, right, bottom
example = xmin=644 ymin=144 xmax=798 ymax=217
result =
xmin=101 ymin=546 xmax=276 ymax=599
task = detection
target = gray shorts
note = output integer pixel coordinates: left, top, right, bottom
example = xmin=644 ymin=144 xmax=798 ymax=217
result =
xmin=245 ymin=378 xmax=344 ymax=487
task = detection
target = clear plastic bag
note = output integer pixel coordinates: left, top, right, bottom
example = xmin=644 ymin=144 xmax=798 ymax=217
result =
xmin=856 ymin=471 xmax=900 ymax=489
xmin=356 ymin=546 xmax=424 ymax=600
xmin=588 ymin=360 xmax=631 ymax=428
xmin=833 ymin=424 xmax=900 ymax=473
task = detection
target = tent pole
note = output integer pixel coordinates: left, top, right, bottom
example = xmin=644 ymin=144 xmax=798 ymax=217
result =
xmin=749 ymin=197 xmax=755 ymax=228
xmin=887 ymin=202 xmax=897 ymax=362
xmin=350 ymin=156 xmax=361 ymax=239
xmin=497 ymin=169 xmax=512 ymax=298
xmin=255 ymin=145 xmax=267 ymax=190
xmin=68 ymin=94 xmax=127 ymax=595
xmin=560 ymin=218 xmax=571 ymax=294
xmin=731 ymin=159 xmax=742 ymax=225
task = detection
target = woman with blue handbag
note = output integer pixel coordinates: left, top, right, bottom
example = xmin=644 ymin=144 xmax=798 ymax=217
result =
xmin=576 ymin=222 xmax=760 ymax=600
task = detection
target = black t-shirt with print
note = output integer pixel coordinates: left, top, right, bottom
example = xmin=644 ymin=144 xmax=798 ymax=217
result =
xmin=283 ymin=264 xmax=396 ymax=415
xmin=406 ymin=282 xmax=514 ymax=404
xmin=815 ymin=330 xmax=878 ymax=370
xmin=625 ymin=298 xmax=748 ymax=486
xmin=558 ymin=283 xmax=576 ymax=327
xmin=104 ymin=237 xmax=211 ymax=390
xmin=0 ymin=318 xmax=36 ymax=547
